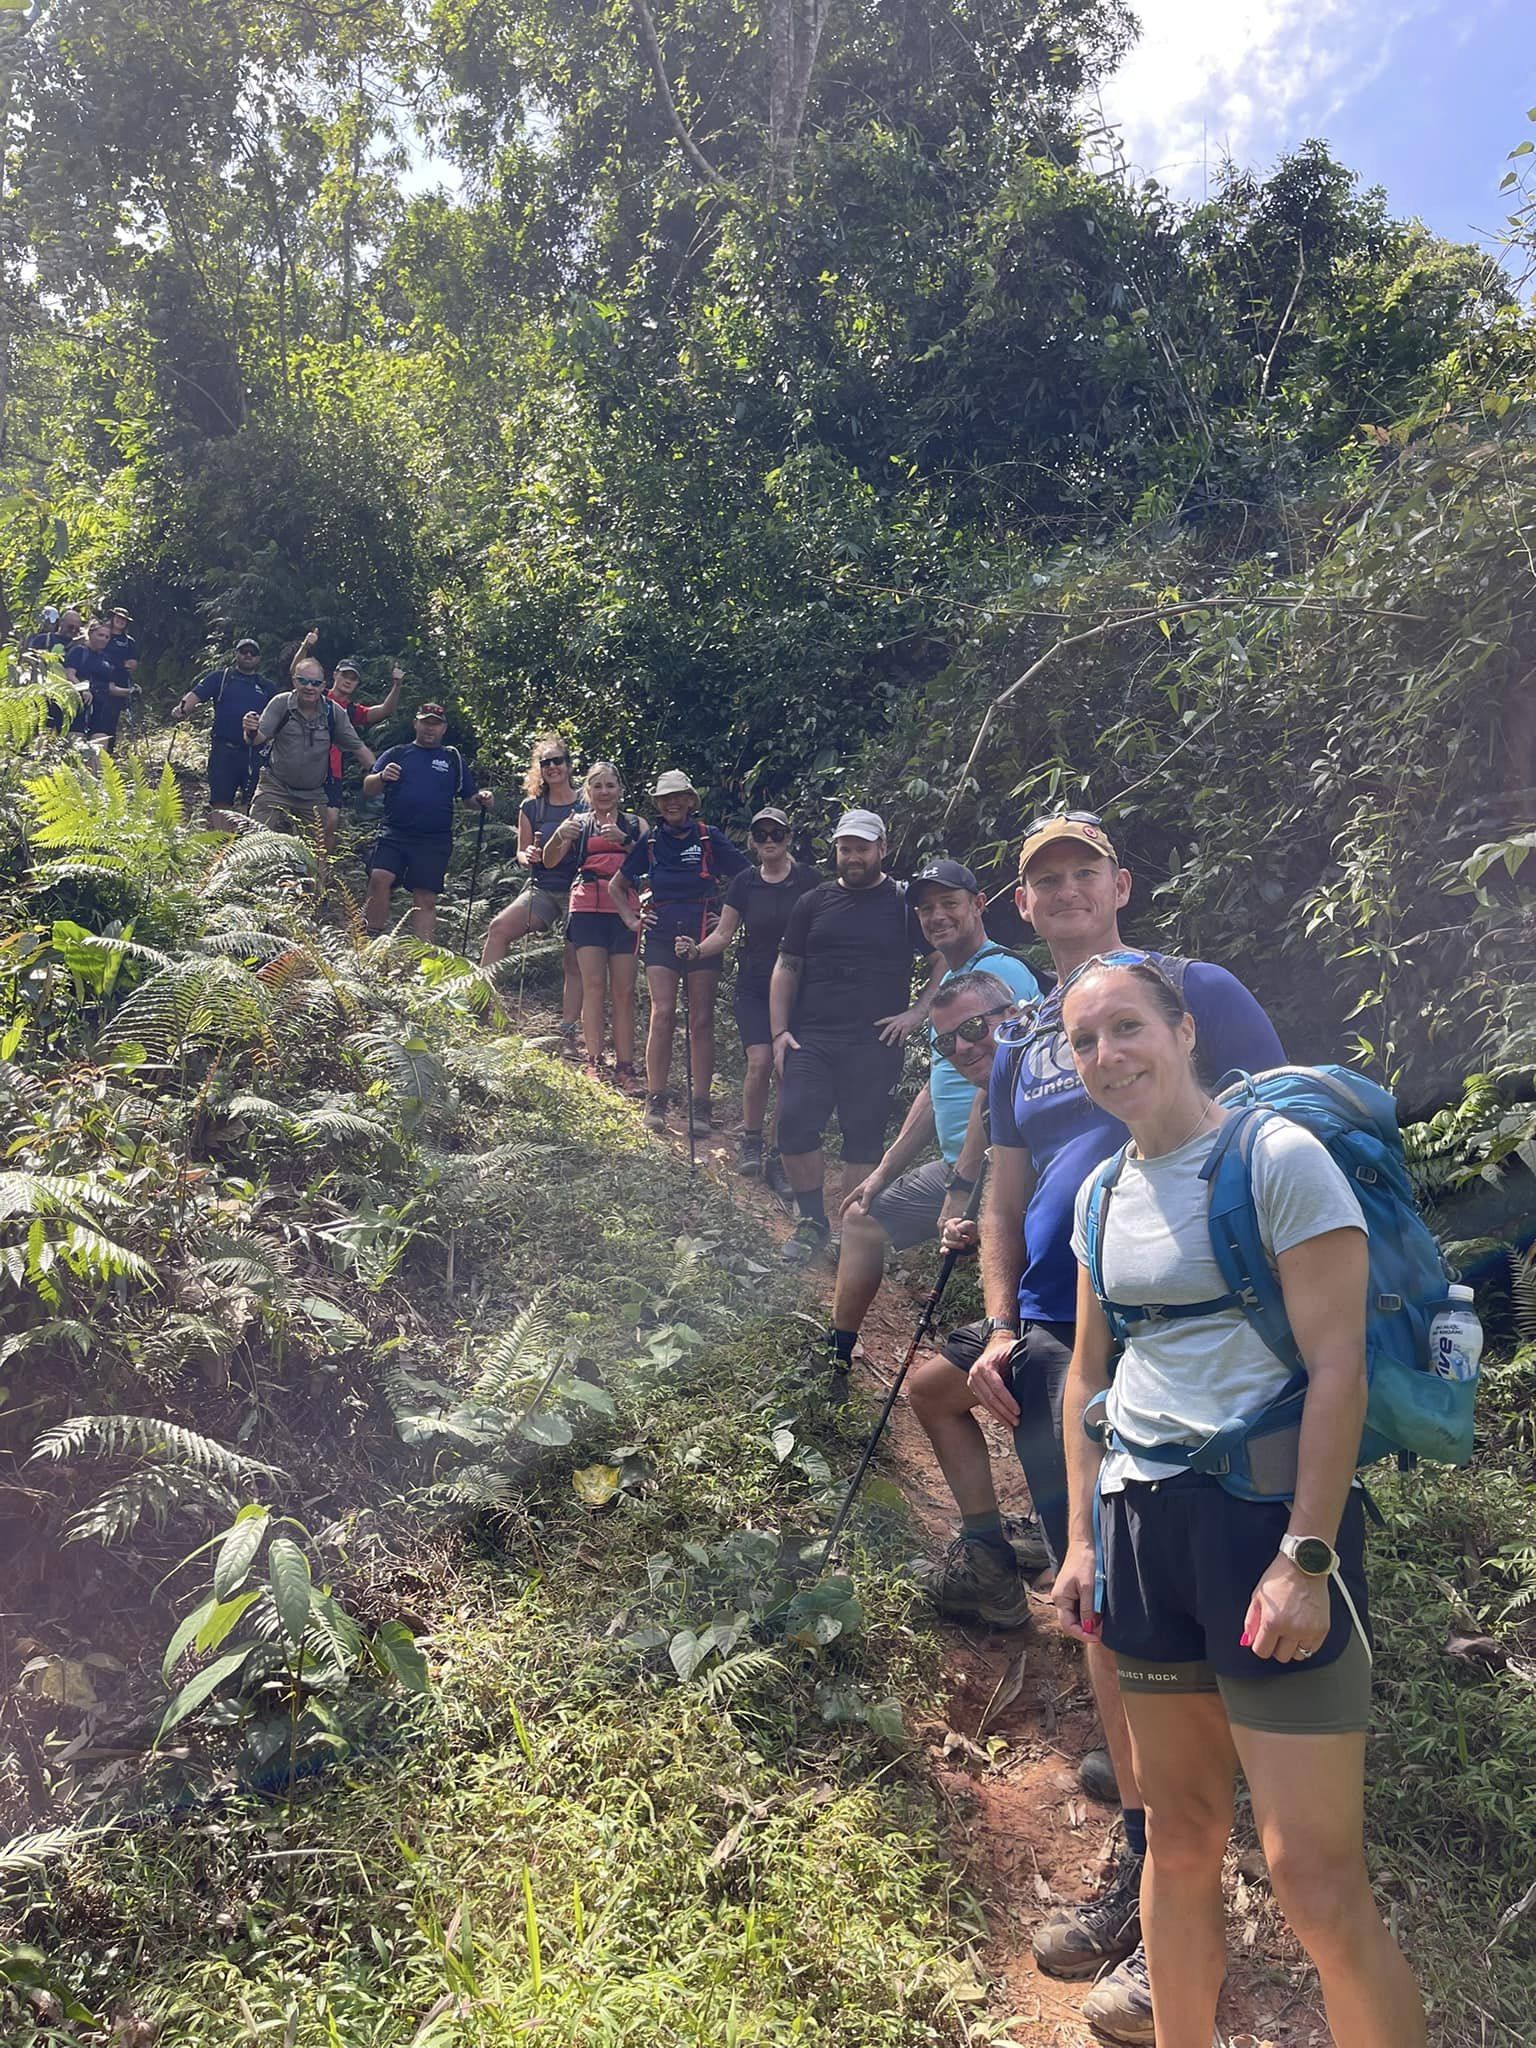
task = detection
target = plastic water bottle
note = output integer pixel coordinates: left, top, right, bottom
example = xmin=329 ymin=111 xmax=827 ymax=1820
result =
xmin=1429 ymin=1285 xmax=1483 ymax=1382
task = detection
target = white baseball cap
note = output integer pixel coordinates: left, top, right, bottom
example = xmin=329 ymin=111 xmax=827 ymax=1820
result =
xmin=833 ymin=807 xmax=885 ymax=843
xmin=653 ymin=769 xmax=697 ymax=798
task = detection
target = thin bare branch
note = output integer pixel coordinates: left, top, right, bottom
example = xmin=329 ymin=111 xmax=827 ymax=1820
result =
xmin=629 ymin=0 xmax=723 ymax=187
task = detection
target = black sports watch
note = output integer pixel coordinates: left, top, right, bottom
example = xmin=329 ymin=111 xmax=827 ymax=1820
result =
xmin=1280 ymin=1534 xmax=1338 ymax=1577
xmin=945 ymin=1168 xmax=976 ymax=1195
xmin=980 ymin=1315 xmax=1019 ymax=1341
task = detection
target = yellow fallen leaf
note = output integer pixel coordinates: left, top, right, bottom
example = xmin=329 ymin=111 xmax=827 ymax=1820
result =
xmin=19 ymin=1655 xmax=98 ymax=1708
xmin=572 ymin=1463 xmax=621 ymax=1507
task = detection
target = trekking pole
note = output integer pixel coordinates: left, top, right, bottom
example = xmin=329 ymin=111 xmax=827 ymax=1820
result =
xmin=818 ymin=1162 xmax=988 ymax=1571
xmin=461 ymin=805 xmax=488 ymax=954
xmin=682 ymin=973 xmax=696 ymax=1175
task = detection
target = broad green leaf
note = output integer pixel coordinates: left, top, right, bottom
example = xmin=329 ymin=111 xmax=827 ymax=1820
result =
xmin=268 ymin=1537 xmax=313 ymax=1651
xmin=556 ymin=1375 xmax=617 ymax=1417
xmin=372 ymin=1619 xmax=430 ymax=1693
xmin=157 ymin=1645 xmax=255 ymax=1741
xmin=213 ymin=1507 xmax=269 ymax=1599
xmin=668 ymin=1628 xmax=705 ymax=1681
xmin=196 ymin=1589 xmax=262 ymax=1657
xmin=518 ymin=1410 xmax=572 ymax=1446
xmin=161 ymin=1595 xmax=216 ymax=1682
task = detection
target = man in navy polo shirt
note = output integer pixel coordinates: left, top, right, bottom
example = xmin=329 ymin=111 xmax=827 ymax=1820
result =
xmin=361 ymin=703 xmax=492 ymax=941
xmin=66 ymin=619 xmax=133 ymax=750
xmin=174 ymin=638 xmax=275 ymax=819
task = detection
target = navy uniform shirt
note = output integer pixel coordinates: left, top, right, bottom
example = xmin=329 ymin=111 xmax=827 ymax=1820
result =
xmin=373 ymin=743 xmax=474 ymax=837
xmin=106 ymin=632 xmax=138 ymax=682
xmin=619 ymin=817 xmax=749 ymax=908
xmin=193 ymin=666 xmax=275 ymax=745
xmin=66 ymin=645 xmax=125 ymax=734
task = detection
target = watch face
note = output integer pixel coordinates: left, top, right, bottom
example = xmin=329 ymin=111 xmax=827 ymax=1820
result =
xmin=1292 ymin=1537 xmax=1334 ymax=1576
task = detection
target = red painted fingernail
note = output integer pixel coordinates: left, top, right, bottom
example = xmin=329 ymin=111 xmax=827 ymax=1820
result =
xmin=1240 ymin=1631 xmax=1252 ymax=1648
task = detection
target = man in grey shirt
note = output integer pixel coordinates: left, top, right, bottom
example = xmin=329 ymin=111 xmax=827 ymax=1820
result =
xmin=250 ymin=657 xmax=374 ymax=857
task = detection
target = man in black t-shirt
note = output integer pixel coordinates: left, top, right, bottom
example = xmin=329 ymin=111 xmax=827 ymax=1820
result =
xmin=769 ymin=808 xmax=940 ymax=1265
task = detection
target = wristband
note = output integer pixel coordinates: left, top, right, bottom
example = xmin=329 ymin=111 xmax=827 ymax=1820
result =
xmin=773 ymin=1029 xmax=791 ymax=1043
xmin=945 ymin=1169 xmax=976 ymax=1195
xmin=980 ymin=1315 xmax=1019 ymax=1341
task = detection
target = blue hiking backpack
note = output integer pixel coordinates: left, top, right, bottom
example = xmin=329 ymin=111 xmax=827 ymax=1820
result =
xmin=1080 ymin=1064 xmax=1478 ymax=1501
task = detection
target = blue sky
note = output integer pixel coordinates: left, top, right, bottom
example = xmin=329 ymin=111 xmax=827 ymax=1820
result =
xmin=1096 ymin=0 xmax=1533 ymax=250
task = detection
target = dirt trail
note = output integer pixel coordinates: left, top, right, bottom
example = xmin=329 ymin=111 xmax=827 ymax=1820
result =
xmin=533 ymin=1015 xmax=1327 ymax=2047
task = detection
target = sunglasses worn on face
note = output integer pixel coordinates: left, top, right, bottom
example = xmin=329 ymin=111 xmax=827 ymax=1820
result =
xmin=540 ymin=754 xmax=569 ymax=768
xmin=932 ymin=1005 xmax=1011 ymax=1058
xmin=752 ymin=825 xmax=788 ymax=843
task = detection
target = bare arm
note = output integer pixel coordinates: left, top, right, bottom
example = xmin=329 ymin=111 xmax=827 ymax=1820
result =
xmin=770 ymin=952 xmax=802 ymax=1074
xmin=875 ymin=950 xmax=946 ymax=1045
xmin=1053 ymin=1265 xmax=1115 ymax=1643
xmin=375 ymin=666 xmax=404 ymax=720
xmin=963 ymin=1142 xmax=1036 ymax=1428
xmin=607 ymin=869 xmax=642 ymax=928
xmin=679 ymin=903 xmax=742 ymax=963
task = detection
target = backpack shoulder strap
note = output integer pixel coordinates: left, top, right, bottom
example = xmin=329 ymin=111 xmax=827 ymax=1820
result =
xmin=1200 ymin=1105 xmax=1304 ymax=1374
xmin=213 ymin=666 xmax=234 ymax=706
xmin=446 ymin=745 xmax=464 ymax=789
xmin=1082 ymin=1149 xmax=1132 ymax=1343
xmin=696 ymin=817 xmax=714 ymax=880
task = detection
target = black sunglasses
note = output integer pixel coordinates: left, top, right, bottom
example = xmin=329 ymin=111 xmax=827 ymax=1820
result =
xmin=1024 ymin=806 xmax=1104 ymax=837
xmin=540 ymin=753 xmax=569 ymax=768
xmin=932 ymin=1005 xmax=1011 ymax=1058
xmin=751 ymin=825 xmax=788 ymax=843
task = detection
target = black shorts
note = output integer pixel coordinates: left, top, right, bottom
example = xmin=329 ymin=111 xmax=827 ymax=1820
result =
xmin=1101 ymin=1477 xmax=1371 ymax=1708
xmin=776 ymin=1033 xmax=904 ymax=1162
xmin=368 ymin=831 xmax=452 ymax=894
xmin=733 ymin=982 xmax=772 ymax=1050
xmin=324 ymin=774 xmax=345 ymax=809
xmin=208 ymin=740 xmax=259 ymax=807
xmin=943 ymin=1318 xmax=1073 ymax=1565
xmin=567 ymin=910 xmax=638 ymax=956
xmin=643 ymin=903 xmax=719 ymax=974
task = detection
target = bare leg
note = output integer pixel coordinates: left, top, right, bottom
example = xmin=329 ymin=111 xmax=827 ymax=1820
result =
xmin=645 ymin=966 xmax=679 ymax=1096
xmin=839 ymin=1158 xmax=876 ymax=1211
xmin=610 ymin=950 xmax=638 ymax=1066
xmin=480 ymin=894 xmax=539 ymax=968
xmin=409 ymin=890 xmax=438 ymax=942
xmin=561 ymin=940 xmax=581 ymax=1029
xmin=742 ymin=1043 xmax=773 ymax=1133
xmin=363 ymin=868 xmax=396 ymax=936
xmin=779 ymin=1148 xmax=825 ymax=1199
xmin=686 ymin=969 xmax=719 ymax=1101
xmin=1236 ymin=1724 xmax=1425 ymax=2047
xmin=322 ymin=806 xmax=340 ymax=855
xmin=1088 ymin=1641 xmax=1143 ymax=1810
xmin=576 ymin=946 xmax=609 ymax=1063
xmin=1120 ymin=1688 xmax=1237 ymax=2048
xmin=832 ymin=1209 xmax=891 ymax=1336
xmin=906 ymin=1352 xmax=1004 ymax=1519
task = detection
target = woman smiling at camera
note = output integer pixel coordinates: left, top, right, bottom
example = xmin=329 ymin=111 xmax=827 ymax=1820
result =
xmin=1052 ymin=955 xmax=1425 ymax=2048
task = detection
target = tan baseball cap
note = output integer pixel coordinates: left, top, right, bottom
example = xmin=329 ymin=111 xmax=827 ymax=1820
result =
xmin=1017 ymin=814 xmax=1119 ymax=876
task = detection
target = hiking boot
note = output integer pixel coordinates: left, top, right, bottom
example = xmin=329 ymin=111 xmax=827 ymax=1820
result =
xmin=735 ymin=1132 xmax=765 ymax=1177
xmin=912 ymin=1534 xmax=1031 ymax=1629
xmin=1003 ymin=1512 xmax=1052 ymax=1572
xmin=1032 ymin=1849 xmax=1143 ymax=1979
xmin=1081 ymin=1942 xmax=1153 ymax=2044
xmin=1078 ymin=1746 xmax=1119 ymax=1804
xmin=764 ymin=1151 xmax=794 ymax=1207
xmin=581 ymin=1057 xmax=604 ymax=1081
xmin=781 ymin=1218 xmax=830 ymax=1266
xmin=558 ymin=1020 xmax=582 ymax=1061
xmin=643 ymin=1093 xmax=669 ymax=1132
xmin=689 ymin=1102 xmax=713 ymax=1141
xmin=613 ymin=1060 xmax=641 ymax=1094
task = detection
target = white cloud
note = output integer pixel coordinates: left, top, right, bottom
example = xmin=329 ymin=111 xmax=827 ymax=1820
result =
xmin=1094 ymin=0 xmax=1435 ymax=199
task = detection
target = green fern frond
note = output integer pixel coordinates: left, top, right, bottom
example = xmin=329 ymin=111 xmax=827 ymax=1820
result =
xmin=291 ymin=1102 xmax=395 ymax=1149
xmin=190 ymin=1229 xmax=290 ymax=1293
xmin=59 ymin=1223 xmax=156 ymax=1285
xmin=202 ymin=831 xmax=315 ymax=901
xmin=101 ymin=958 xmax=276 ymax=1061
xmin=0 ymin=1824 xmax=111 ymax=1880
xmin=0 ymin=1170 xmax=129 ymax=1223
xmin=698 ymin=1649 xmax=783 ymax=1705
xmin=65 ymin=1466 xmax=240 ymax=1546
xmin=31 ymin=1413 xmax=282 ymax=1483
xmin=225 ymin=1092 xmax=296 ymax=1135
xmin=418 ymin=1465 xmax=524 ymax=1511
xmin=133 ymin=1314 xmax=232 ymax=1384
xmin=471 ymin=1295 xmax=557 ymax=1407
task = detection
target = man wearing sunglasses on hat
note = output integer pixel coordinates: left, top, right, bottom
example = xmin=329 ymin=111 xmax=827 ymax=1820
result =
xmin=674 ymin=806 xmax=820 ymax=1175
xmin=905 ymin=812 xmax=1283 ymax=2046
xmin=816 ymin=860 xmax=1041 ymax=1384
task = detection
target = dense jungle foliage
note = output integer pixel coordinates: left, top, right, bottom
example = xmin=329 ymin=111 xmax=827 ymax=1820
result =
xmin=1 ymin=0 xmax=1535 ymax=2042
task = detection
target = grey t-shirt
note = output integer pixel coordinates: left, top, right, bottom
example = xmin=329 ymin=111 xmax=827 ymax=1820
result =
xmin=256 ymin=691 xmax=364 ymax=800
xmin=1072 ymin=1116 xmax=1366 ymax=1493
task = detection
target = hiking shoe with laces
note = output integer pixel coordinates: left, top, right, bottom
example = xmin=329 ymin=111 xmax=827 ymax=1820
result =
xmin=1078 ymin=1746 xmax=1119 ymax=1804
xmin=613 ymin=1060 xmax=641 ymax=1094
xmin=1003 ymin=1512 xmax=1052 ymax=1572
xmin=912 ymin=1534 xmax=1031 ymax=1629
xmin=1032 ymin=1848 xmax=1143 ymax=1979
xmin=558 ymin=1021 xmax=582 ymax=1061
xmin=735 ymin=1132 xmax=765 ymax=1177
xmin=764 ymin=1150 xmax=794 ymax=1207
xmin=689 ymin=1103 xmax=713 ymax=1141
xmin=643 ymin=1093 xmax=669 ymax=1132
xmin=1081 ymin=1941 xmax=1154 ymax=2044
xmin=782 ymin=1217 xmax=830 ymax=1266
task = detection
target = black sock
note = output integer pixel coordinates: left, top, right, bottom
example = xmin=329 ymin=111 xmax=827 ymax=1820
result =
xmin=795 ymin=1188 xmax=827 ymax=1226
xmin=961 ymin=1509 xmax=1011 ymax=1557
xmin=1122 ymin=1807 xmax=1147 ymax=1859
xmin=741 ymin=1128 xmax=763 ymax=1141
xmin=829 ymin=1328 xmax=857 ymax=1363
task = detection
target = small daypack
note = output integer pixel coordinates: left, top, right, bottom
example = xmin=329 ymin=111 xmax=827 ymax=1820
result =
xmin=1081 ymin=1064 xmax=1477 ymax=1500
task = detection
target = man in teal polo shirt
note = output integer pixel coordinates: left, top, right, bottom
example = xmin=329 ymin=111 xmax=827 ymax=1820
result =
xmin=817 ymin=860 xmax=1040 ymax=1394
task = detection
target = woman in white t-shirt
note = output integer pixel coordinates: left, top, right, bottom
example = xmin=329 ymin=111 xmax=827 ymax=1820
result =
xmin=1052 ymin=955 xmax=1424 ymax=2048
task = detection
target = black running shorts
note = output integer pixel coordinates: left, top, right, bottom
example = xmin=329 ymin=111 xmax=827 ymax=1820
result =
xmin=776 ymin=1032 xmax=904 ymax=1162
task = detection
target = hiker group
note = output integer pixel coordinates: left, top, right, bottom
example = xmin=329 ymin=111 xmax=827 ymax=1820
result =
xmin=18 ymin=614 xmax=1451 ymax=2047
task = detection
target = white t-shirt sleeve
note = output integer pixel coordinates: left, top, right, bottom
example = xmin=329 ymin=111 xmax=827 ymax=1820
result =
xmin=1251 ymin=1118 xmax=1367 ymax=1257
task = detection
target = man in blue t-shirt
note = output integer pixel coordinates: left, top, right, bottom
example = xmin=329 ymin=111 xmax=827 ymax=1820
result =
xmin=904 ymin=813 xmax=1284 ymax=2041
xmin=66 ymin=620 xmax=133 ymax=749
xmin=821 ymin=860 xmax=1041 ymax=1387
xmin=25 ymin=605 xmax=84 ymax=732
xmin=361 ymin=703 xmax=492 ymax=941
xmin=173 ymin=638 xmax=276 ymax=818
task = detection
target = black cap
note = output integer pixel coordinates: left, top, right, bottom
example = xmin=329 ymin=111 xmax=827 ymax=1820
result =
xmin=911 ymin=858 xmax=980 ymax=899
xmin=234 ymin=637 xmax=260 ymax=654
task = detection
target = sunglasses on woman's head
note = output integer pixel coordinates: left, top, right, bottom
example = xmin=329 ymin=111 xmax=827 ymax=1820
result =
xmin=752 ymin=825 xmax=788 ymax=843
xmin=1054 ymin=948 xmax=1188 ymax=1007
xmin=932 ymin=1005 xmax=1011 ymax=1058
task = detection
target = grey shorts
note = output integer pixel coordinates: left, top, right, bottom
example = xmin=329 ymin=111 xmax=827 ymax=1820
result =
xmin=515 ymin=882 xmax=568 ymax=933
xmin=250 ymin=787 xmax=324 ymax=833
xmin=868 ymin=1158 xmax=951 ymax=1251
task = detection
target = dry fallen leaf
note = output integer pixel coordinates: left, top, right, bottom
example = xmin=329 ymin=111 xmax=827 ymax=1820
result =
xmin=18 ymin=1654 xmax=98 ymax=1709
xmin=572 ymin=1463 xmax=622 ymax=1507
